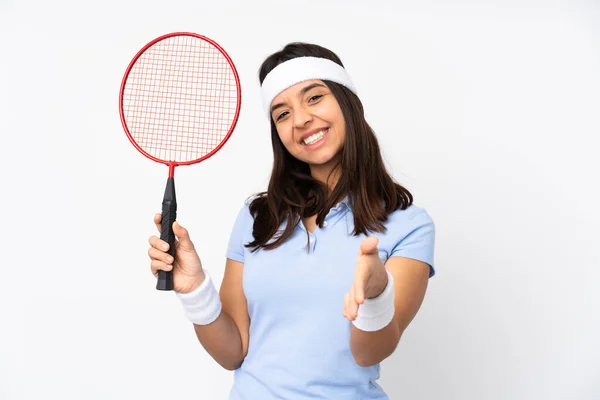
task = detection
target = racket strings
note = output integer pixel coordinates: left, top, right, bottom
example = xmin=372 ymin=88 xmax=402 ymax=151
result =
xmin=122 ymin=35 xmax=238 ymax=163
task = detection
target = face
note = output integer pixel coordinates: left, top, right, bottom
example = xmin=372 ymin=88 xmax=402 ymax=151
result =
xmin=270 ymin=79 xmax=346 ymax=169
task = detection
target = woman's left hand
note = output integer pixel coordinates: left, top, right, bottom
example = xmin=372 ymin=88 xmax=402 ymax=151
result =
xmin=342 ymin=236 xmax=389 ymax=322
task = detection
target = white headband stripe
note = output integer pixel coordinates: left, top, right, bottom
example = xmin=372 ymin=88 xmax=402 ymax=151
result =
xmin=260 ymin=56 xmax=357 ymax=117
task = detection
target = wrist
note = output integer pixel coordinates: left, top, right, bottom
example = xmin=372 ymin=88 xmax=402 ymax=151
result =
xmin=353 ymin=270 xmax=395 ymax=332
xmin=181 ymin=271 xmax=206 ymax=294
xmin=175 ymin=269 xmax=222 ymax=325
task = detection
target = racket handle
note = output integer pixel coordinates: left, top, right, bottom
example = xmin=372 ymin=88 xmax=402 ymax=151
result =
xmin=157 ymin=177 xmax=177 ymax=291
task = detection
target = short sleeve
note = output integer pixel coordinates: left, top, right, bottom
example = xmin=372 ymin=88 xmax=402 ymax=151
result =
xmin=225 ymin=201 xmax=253 ymax=263
xmin=389 ymin=208 xmax=436 ymax=277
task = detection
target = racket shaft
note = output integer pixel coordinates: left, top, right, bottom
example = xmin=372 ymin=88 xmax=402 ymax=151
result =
xmin=158 ymin=177 xmax=177 ymax=291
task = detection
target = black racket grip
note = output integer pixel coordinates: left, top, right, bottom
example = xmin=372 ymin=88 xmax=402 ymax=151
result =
xmin=157 ymin=177 xmax=177 ymax=291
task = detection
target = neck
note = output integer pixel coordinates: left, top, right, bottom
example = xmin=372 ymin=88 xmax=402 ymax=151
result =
xmin=309 ymin=159 xmax=341 ymax=194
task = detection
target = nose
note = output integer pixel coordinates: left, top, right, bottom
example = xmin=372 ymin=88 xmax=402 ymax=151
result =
xmin=293 ymin=105 xmax=313 ymax=128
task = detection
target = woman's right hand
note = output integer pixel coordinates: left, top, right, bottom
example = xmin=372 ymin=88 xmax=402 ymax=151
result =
xmin=148 ymin=213 xmax=205 ymax=294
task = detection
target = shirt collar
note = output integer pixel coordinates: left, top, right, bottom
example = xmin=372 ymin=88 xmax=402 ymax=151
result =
xmin=335 ymin=194 xmax=351 ymax=209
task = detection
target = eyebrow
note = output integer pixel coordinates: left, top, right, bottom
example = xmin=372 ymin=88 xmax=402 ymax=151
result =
xmin=270 ymin=83 xmax=327 ymax=115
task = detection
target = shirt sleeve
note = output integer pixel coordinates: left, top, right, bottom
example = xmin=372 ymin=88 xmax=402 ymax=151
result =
xmin=225 ymin=201 xmax=253 ymax=263
xmin=389 ymin=208 xmax=436 ymax=277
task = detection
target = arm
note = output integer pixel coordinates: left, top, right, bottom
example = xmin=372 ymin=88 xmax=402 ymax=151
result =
xmin=190 ymin=258 xmax=250 ymax=371
xmin=350 ymin=256 xmax=430 ymax=367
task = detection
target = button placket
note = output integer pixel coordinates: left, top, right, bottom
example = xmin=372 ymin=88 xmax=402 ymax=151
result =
xmin=308 ymin=233 xmax=316 ymax=252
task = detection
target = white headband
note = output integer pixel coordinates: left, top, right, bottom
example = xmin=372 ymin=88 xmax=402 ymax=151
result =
xmin=260 ymin=56 xmax=358 ymax=118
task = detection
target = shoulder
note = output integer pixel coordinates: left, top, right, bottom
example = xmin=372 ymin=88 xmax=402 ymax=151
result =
xmin=386 ymin=204 xmax=434 ymax=231
xmin=232 ymin=193 xmax=264 ymax=217
xmin=376 ymin=203 xmax=436 ymax=276
xmin=232 ymin=196 xmax=259 ymax=225
xmin=243 ymin=193 xmax=269 ymax=217
xmin=225 ymin=195 xmax=260 ymax=259
xmin=230 ymin=192 xmax=274 ymax=230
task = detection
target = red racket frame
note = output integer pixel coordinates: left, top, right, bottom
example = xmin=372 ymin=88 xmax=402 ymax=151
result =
xmin=118 ymin=32 xmax=242 ymax=178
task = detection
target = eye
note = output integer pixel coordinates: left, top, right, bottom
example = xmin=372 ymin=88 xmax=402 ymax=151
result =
xmin=308 ymin=94 xmax=323 ymax=102
xmin=275 ymin=111 xmax=289 ymax=121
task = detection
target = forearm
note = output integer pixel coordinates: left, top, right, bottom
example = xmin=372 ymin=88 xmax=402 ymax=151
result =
xmin=350 ymin=321 xmax=401 ymax=367
xmin=192 ymin=310 xmax=244 ymax=370
xmin=349 ymin=268 xmax=401 ymax=367
xmin=177 ymin=272 xmax=245 ymax=371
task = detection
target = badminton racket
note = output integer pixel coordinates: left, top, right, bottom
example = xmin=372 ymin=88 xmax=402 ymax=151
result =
xmin=119 ymin=32 xmax=241 ymax=290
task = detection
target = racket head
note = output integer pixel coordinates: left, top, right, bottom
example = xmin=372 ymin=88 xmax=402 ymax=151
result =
xmin=119 ymin=32 xmax=241 ymax=167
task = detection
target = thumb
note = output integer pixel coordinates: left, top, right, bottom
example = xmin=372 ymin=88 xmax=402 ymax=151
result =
xmin=172 ymin=221 xmax=194 ymax=250
xmin=359 ymin=236 xmax=379 ymax=256
xmin=353 ymin=270 xmax=366 ymax=304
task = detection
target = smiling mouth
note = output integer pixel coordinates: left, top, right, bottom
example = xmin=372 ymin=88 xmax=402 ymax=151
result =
xmin=302 ymin=128 xmax=329 ymax=145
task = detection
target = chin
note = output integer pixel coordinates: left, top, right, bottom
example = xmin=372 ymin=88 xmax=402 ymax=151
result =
xmin=306 ymin=153 xmax=339 ymax=166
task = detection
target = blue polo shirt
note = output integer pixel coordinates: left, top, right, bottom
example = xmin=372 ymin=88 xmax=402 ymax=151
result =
xmin=225 ymin=196 xmax=436 ymax=400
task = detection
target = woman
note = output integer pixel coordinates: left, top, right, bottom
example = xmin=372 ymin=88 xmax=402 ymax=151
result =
xmin=148 ymin=42 xmax=436 ymax=399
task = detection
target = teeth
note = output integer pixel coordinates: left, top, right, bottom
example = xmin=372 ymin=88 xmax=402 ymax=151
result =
xmin=303 ymin=129 xmax=327 ymax=145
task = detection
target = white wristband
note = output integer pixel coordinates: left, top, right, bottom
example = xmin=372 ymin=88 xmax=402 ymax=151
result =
xmin=352 ymin=270 xmax=395 ymax=332
xmin=175 ymin=269 xmax=222 ymax=325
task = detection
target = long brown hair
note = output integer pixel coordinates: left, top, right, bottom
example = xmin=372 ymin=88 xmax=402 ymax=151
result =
xmin=246 ymin=42 xmax=413 ymax=252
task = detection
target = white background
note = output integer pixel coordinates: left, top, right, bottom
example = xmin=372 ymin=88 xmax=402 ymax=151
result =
xmin=1 ymin=0 xmax=599 ymax=399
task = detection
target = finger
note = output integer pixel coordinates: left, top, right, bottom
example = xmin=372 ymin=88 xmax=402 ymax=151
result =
xmin=342 ymin=292 xmax=350 ymax=319
xmin=148 ymin=247 xmax=174 ymax=265
xmin=148 ymin=235 xmax=169 ymax=251
xmin=353 ymin=279 xmax=365 ymax=305
xmin=154 ymin=213 xmax=162 ymax=233
xmin=359 ymin=236 xmax=379 ymax=256
xmin=150 ymin=259 xmax=173 ymax=277
xmin=347 ymin=288 xmax=359 ymax=320
xmin=172 ymin=221 xmax=195 ymax=251
xmin=353 ymin=264 xmax=367 ymax=302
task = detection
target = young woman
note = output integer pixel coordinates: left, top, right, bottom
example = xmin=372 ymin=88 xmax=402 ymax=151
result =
xmin=148 ymin=42 xmax=436 ymax=399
